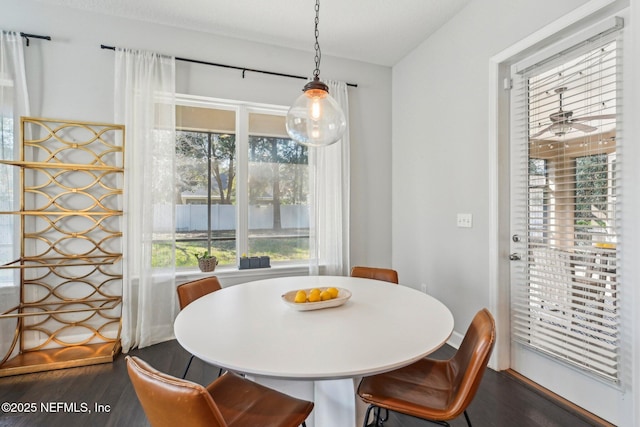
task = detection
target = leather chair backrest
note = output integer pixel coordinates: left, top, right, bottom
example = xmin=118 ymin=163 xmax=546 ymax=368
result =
xmin=350 ymin=266 xmax=399 ymax=284
xmin=177 ymin=276 xmax=222 ymax=310
xmin=448 ymin=308 xmax=496 ymax=417
xmin=126 ymin=356 xmax=228 ymax=427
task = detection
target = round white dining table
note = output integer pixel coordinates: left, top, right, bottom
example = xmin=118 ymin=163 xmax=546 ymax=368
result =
xmin=174 ymin=275 xmax=454 ymax=427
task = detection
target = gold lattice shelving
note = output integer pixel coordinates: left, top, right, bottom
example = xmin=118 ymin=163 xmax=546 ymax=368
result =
xmin=0 ymin=117 xmax=124 ymax=376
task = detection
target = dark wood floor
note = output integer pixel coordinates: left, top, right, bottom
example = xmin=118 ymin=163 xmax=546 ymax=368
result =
xmin=0 ymin=340 xmax=603 ymax=427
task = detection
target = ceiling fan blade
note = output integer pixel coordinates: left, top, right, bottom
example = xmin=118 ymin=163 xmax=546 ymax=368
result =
xmin=570 ymin=122 xmax=597 ymax=132
xmin=530 ymin=125 xmax=552 ymax=139
xmin=571 ymin=114 xmax=616 ymax=122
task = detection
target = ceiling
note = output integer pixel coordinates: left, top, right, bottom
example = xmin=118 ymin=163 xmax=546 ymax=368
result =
xmin=36 ymin=0 xmax=471 ymax=66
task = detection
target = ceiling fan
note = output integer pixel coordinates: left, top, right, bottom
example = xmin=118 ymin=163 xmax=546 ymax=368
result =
xmin=530 ymin=87 xmax=616 ymax=139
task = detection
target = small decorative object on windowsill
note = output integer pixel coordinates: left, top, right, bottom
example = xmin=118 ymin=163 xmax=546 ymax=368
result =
xmin=195 ymin=251 xmax=218 ymax=273
xmin=239 ymin=254 xmax=271 ymax=270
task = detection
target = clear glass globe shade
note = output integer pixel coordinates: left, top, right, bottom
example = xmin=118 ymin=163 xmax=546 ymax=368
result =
xmin=286 ymin=88 xmax=346 ymax=147
xmin=550 ymin=122 xmax=570 ymax=136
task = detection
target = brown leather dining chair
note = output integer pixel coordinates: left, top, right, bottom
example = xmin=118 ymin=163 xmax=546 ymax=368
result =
xmin=350 ymin=266 xmax=399 ymax=284
xmin=176 ymin=276 xmax=223 ymax=378
xmin=357 ymin=308 xmax=495 ymax=427
xmin=126 ymin=355 xmax=314 ymax=427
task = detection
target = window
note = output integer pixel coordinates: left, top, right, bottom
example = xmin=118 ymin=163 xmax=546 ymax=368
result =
xmin=528 ymin=158 xmax=547 ymax=243
xmin=512 ymin=34 xmax=621 ymax=381
xmin=159 ymin=98 xmax=309 ymax=269
xmin=247 ymin=114 xmax=309 ymax=261
xmin=0 ymin=78 xmax=15 ymax=286
xmin=575 ymin=153 xmax=616 ymax=246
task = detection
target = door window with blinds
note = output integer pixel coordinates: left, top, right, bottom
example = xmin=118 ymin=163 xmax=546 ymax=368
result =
xmin=511 ymin=26 xmax=621 ymax=381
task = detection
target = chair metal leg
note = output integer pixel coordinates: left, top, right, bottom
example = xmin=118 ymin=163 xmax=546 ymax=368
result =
xmin=362 ymin=405 xmax=387 ymax=427
xmin=181 ymin=354 xmax=195 ymax=379
xmin=380 ymin=407 xmax=389 ymax=422
xmin=183 ymin=355 xmax=223 ymax=380
xmin=362 ymin=404 xmax=469 ymax=427
xmin=375 ymin=407 xmax=389 ymax=427
xmin=463 ymin=410 xmax=473 ymax=427
xmin=422 ymin=421 xmax=450 ymax=426
xmin=363 ymin=405 xmax=375 ymax=427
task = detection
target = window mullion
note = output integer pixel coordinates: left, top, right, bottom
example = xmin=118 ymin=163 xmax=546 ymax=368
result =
xmin=236 ymin=105 xmax=249 ymax=262
xmin=207 ymin=132 xmax=213 ymax=252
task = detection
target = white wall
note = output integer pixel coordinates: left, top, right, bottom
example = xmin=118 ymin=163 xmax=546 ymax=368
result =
xmin=1 ymin=0 xmax=393 ymax=271
xmin=393 ymin=0 xmax=638 ymax=424
xmin=392 ymin=0 xmax=591 ymax=329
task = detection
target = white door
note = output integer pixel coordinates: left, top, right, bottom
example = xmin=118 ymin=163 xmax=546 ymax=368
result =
xmin=509 ymin=18 xmax=624 ymax=425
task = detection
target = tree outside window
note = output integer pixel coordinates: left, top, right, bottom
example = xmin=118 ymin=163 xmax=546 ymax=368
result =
xmin=152 ymin=102 xmax=310 ymax=269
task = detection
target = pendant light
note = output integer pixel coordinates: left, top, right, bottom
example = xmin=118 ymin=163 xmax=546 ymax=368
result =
xmin=286 ymin=0 xmax=346 ymax=147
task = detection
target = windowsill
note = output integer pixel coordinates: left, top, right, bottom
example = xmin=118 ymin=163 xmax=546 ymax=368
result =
xmin=175 ymin=263 xmax=312 ymax=286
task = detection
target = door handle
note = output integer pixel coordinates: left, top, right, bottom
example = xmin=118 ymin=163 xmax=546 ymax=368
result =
xmin=509 ymin=253 xmax=521 ymax=261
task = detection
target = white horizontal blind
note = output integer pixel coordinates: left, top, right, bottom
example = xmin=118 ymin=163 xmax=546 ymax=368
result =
xmin=512 ymin=31 xmax=621 ymax=381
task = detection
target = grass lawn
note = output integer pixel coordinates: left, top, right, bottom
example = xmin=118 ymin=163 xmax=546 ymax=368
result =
xmin=152 ymin=230 xmax=309 ymax=268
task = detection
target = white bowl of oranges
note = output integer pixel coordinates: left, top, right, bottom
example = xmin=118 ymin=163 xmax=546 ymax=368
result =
xmin=281 ymin=287 xmax=351 ymax=311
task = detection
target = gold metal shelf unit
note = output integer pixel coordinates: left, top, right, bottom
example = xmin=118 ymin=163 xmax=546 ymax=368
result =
xmin=0 ymin=117 xmax=125 ymax=376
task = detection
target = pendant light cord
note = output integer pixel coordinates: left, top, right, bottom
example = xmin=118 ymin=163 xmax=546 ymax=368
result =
xmin=313 ymin=0 xmax=322 ymax=80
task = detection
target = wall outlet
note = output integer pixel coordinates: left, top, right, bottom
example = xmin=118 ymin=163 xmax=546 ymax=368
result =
xmin=456 ymin=213 xmax=473 ymax=228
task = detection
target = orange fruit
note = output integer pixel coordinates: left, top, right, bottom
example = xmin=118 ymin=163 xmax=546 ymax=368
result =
xmin=320 ymin=290 xmax=332 ymax=301
xmin=308 ymin=290 xmax=321 ymax=303
xmin=327 ymin=287 xmax=339 ymax=298
xmin=294 ymin=290 xmax=307 ymax=303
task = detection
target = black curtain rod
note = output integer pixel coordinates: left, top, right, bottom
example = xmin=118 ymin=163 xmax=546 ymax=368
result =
xmin=100 ymin=44 xmax=357 ymax=88
xmin=19 ymin=32 xmax=51 ymax=47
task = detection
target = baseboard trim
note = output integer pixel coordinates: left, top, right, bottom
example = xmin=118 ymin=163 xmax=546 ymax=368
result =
xmin=446 ymin=330 xmax=464 ymax=349
xmin=504 ymin=369 xmax=615 ymax=427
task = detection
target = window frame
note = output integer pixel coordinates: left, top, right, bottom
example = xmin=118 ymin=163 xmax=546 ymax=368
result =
xmin=174 ymin=94 xmax=311 ymax=274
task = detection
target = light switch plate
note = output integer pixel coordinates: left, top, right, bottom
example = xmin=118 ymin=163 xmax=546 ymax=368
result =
xmin=457 ymin=213 xmax=472 ymax=228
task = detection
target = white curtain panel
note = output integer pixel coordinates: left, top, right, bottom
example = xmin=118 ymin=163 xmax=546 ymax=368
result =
xmin=309 ymin=79 xmax=350 ymax=276
xmin=0 ymin=30 xmax=30 ymax=362
xmin=114 ymin=49 xmax=177 ymax=352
